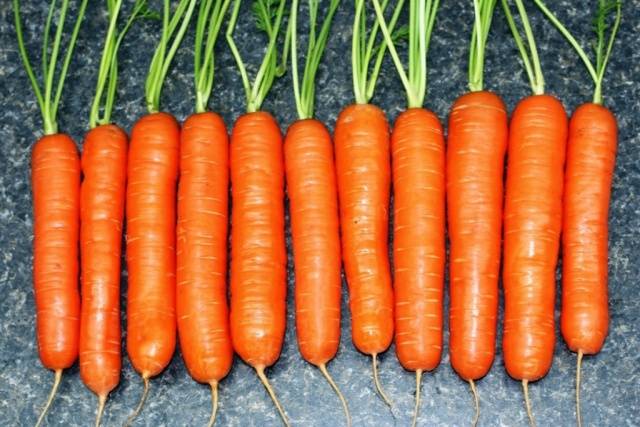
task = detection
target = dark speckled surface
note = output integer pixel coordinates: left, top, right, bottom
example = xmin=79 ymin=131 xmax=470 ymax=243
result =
xmin=1 ymin=1 xmax=639 ymax=426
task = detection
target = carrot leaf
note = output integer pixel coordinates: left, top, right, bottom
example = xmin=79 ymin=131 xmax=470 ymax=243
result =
xmin=194 ymin=0 xmax=233 ymax=113
xmin=533 ymin=0 xmax=620 ymax=104
xmin=91 ymin=0 xmax=154 ymax=128
xmin=13 ymin=0 xmax=89 ymax=135
xmin=145 ymin=0 xmax=197 ymax=113
xmin=290 ymin=0 xmax=340 ymax=119
xmin=467 ymin=0 xmax=497 ymax=92
xmin=501 ymin=0 xmax=544 ymax=95
xmin=352 ymin=0 xmax=406 ymax=104
xmin=227 ymin=0 xmax=289 ymax=112
xmin=372 ymin=0 xmax=440 ymax=108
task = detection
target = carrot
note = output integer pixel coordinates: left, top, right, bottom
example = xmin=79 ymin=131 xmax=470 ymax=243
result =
xmin=79 ymin=2 xmax=151 ymax=425
xmin=371 ymin=0 xmax=444 ymax=424
xmin=332 ymin=0 xmax=404 ymax=414
xmin=445 ymin=2 xmax=507 ymax=424
xmin=502 ymin=1 xmax=569 ymax=424
xmin=533 ymin=2 xmax=621 ymax=425
xmin=177 ymin=1 xmax=233 ymax=425
xmin=13 ymin=1 xmax=88 ymax=424
xmin=226 ymin=0 xmax=290 ymax=424
xmin=124 ymin=1 xmax=197 ymax=424
xmin=285 ymin=0 xmax=349 ymax=423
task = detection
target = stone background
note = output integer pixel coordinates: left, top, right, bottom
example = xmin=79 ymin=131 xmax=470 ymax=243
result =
xmin=0 ymin=0 xmax=638 ymax=426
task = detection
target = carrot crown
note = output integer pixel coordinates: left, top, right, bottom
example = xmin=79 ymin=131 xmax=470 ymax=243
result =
xmin=533 ymin=0 xmax=621 ymax=105
xmin=145 ymin=0 xmax=198 ymax=114
xmin=13 ymin=0 xmax=89 ymax=135
xmin=351 ymin=0 xmax=407 ymax=104
xmin=372 ymin=0 xmax=440 ymax=108
xmin=468 ymin=0 xmax=498 ymax=92
xmin=226 ymin=0 xmax=289 ymax=113
xmin=501 ymin=0 xmax=545 ymax=95
xmin=290 ymin=0 xmax=340 ymax=119
xmin=193 ymin=0 xmax=232 ymax=113
xmin=90 ymin=0 xmax=156 ymax=128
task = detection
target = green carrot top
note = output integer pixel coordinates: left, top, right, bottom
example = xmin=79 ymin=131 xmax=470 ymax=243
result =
xmin=352 ymin=0 xmax=407 ymax=104
xmin=193 ymin=0 xmax=233 ymax=113
xmin=227 ymin=0 xmax=290 ymax=113
xmin=145 ymin=0 xmax=198 ymax=114
xmin=468 ymin=0 xmax=498 ymax=92
xmin=90 ymin=0 xmax=156 ymax=128
xmin=290 ymin=0 xmax=340 ymax=119
xmin=372 ymin=0 xmax=440 ymax=108
xmin=533 ymin=0 xmax=621 ymax=105
xmin=501 ymin=0 xmax=545 ymax=95
xmin=14 ymin=0 xmax=89 ymax=135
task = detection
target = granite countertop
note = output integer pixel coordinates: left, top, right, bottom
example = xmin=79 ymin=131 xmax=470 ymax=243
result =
xmin=1 ymin=1 xmax=638 ymax=426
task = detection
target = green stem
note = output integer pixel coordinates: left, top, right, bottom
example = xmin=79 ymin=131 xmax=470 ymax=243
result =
xmin=146 ymin=0 xmax=197 ymax=113
xmin=227 ymin=0 xmax=289 ymax=113
xmin=291 ymin=0 xmax=340 ymax=119
xmin=533 ymin=0 xmax=620 ymax=105
xmin=468 ymin=0 xmax=497 ymax=92
xmin=13 ymin=0 xmax=88 ymax=135
xmin=501 ymin=0 xmax=544 ymax=95
xmin=372 ymin=0 xmax=440 ymax=108
xmin=194 ymin=0 xmax=232 ymax=113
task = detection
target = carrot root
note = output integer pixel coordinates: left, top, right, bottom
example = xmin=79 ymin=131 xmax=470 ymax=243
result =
xmin=372 ymin=354 xmax=393 ymax=411
xmin=95 ymin=394 xmax=107 ymax=427
xmin=35 ymin=369 xmax=62 ymax=427
xmin=469 ymin=379 xmax=479 ymax=427
xmin=576 ymin=351 xmax=583 ymax=427
xmin=318 ymin=364 xmax=351 ymax=427
xmin=255 ymin=366 xmax=290 ymax=427
xmin=411 ymin=370 xmax=423 ymax=427
xmin=124 ymin=374 xmax=150 ymax=427
xmin=207 ymin=381 xmax=219 ymax=427
xmin=522 ymin=380 xmax=536 ymax=427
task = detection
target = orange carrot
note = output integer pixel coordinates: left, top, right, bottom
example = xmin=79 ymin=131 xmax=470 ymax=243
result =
xmin=371 ymin=1 xmax=444 ymax=423
xmin=79 ymin=2 xmax=149 ymax=424
xmin=79 ymin=124 xmax=127 ymax=424
xmin=533 ymin=2 xmax=621 ymax=425
xmin=502 ymin=1 xmax=569 ymax=424
xmin=333 ymin=0 xmax=404 ymax=410
xmin=444 ymin=2 xmax=507 ymax=423
xmin=176 ymin=1 xmax=233 ymax=425
xmin=124 ymin=1 xmax=197 ymax=424
xmin=13 ymin=0 xmax=88 ymax=424
xmin=226 ymin=0 xmax=290 ymax=423
xmin=285 ymin=0 xmax=349 ymax=423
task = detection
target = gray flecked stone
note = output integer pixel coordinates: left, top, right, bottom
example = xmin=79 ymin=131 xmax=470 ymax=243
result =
xmin=1 ymin=1 xmax=639 ymax=426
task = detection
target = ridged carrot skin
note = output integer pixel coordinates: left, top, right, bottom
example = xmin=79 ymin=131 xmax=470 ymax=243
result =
xmin=79 ymin=124 xmax=127 ymax=395
xmin=334 ymin=103 xmax=393 ymax=355
xmin=285 ymin=119 xmax=341 ymax=366
xmin=447 ymin=91 xmax=508 ymax=380
xmin=32 ymin=134 xmax=81 ymax=370
xmin=503 ymin=94 xmax=568 ymax=381
xmin=562 ymin=103 xmax=617 ymax=355
xmin=392 ymin=108 xmax=445 ymax=372
xmin=230 ymin=111 xmax=286 ymax=369
xmin=126 ymin=112 xmax=179 ymax=377
xmin=177 ymin=112 xmax=233 ymax=383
